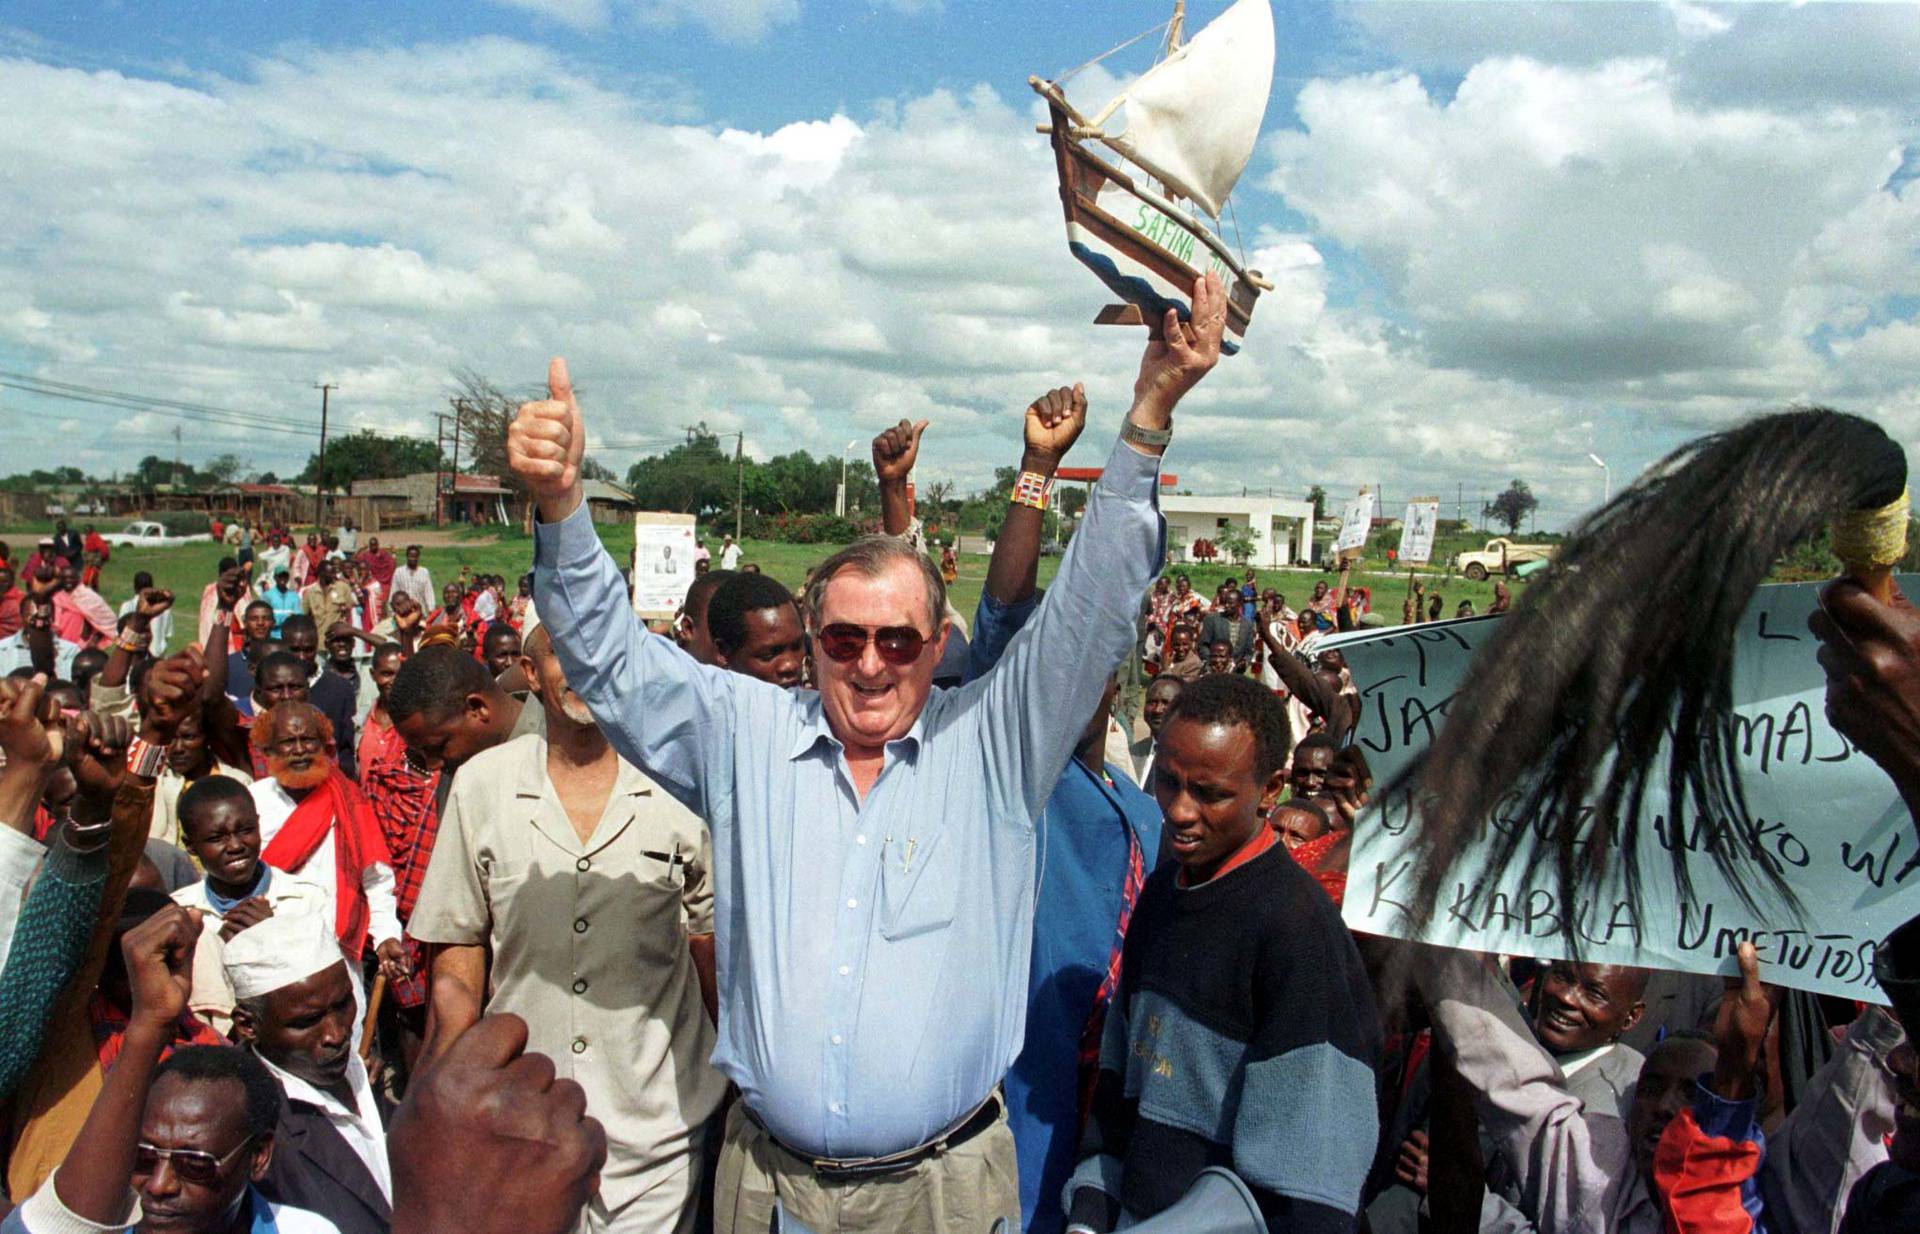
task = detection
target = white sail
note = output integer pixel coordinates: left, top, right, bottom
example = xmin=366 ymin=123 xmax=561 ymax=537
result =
xmin=1116 ymin=0 xmax=1274 ymax=218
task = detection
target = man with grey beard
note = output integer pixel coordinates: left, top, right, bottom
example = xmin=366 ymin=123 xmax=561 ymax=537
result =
xmin=410 ymin=624 xmax=722 ymax=1234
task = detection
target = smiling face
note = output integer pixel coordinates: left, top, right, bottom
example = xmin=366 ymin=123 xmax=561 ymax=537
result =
xmin=236 ymin=962 xmax=355 ymax=1090
xmin=1152 ymin=715 xmax=1284 ymax=882
xmin=442 ymin=582 xmax=464 ymax=612
xmin=1289 ymin=744 xmax=1335 ymax=799
xmin=182 ymin=796 xmax=263 ymax=894
xmin=242 ymin=602 xmax=274 ymax=643
xmin=813 ymin=558 xmax=945 ymax=757
xmin=1531 ymin=960 xmax=1647 ymax=1054
xmin=134 ymin=1074 xmax=269 ymax=1234
xmin=1142 ymin=677 xmax=1183 ymax=735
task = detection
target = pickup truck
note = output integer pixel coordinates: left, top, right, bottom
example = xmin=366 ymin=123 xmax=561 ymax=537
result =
xmin=102 ymin=521 xmax=210 ymax=549
xmin=1453 ymin=537 xmax=1555 ymax=580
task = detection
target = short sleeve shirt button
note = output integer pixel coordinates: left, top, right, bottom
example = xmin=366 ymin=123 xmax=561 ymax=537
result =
xmin=572 ymin=1037 xmax=587 ymax=1054
xmin=576 ymin=857 xmax=591 ymax=872
xmin=573 ymin=978 xmax=588 ymax=994
xmin=574 ymin=918 xmax=589 ymax=934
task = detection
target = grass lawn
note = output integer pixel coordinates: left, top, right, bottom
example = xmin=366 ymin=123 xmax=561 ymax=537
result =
xmin=3 ymin=520 xmax=1535 ymax=630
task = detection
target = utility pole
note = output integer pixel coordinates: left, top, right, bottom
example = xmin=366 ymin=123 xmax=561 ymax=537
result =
xmin=434 ymin=412 xmax=452 ymax=527
xmin=734 ymin=430 xmax=745 ymax=543
xmin=313 ymin=383 xmax=335 ymax=529
xmin=449 ymin=400 xmax=464 ymax=525
xmin=171 ymin=425 xmax=182 ymax=489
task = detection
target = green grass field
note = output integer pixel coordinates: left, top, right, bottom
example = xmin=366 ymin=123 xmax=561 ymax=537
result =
xmin=10 ymin=516 xmax=1537 ymax=635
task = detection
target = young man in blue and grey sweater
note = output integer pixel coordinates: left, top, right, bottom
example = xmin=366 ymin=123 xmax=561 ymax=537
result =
xmin=1066 ymin=674 xmax=1382 ymax=1232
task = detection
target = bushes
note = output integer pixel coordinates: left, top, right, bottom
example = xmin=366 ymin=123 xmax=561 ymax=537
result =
xmin=149 ymin=511 xmax=211 ymax=536
xmin=732 ymin=512 xmax=876 ymax=544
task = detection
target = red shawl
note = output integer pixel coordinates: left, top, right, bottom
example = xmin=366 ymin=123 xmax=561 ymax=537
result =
xmin=261 ymin=769 xmax=393 ymax=959
xmin=1287 ymin=827 xmax=1351 ymax=907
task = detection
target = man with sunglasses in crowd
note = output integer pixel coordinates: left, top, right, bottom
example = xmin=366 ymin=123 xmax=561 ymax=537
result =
xmin=511 ymin=273 xmax=1227 ymax=1232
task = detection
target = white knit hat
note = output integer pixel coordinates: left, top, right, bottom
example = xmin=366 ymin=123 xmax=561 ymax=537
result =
xmin=222 ymin=906 xmax=345 ymax=1000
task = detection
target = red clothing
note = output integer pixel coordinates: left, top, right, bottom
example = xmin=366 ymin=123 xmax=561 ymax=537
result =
xmin=0 ymin=586 xmax=23 ymax=639
xmin=88 ymin=992 xmax=224 ymax=1072
xmin=356 ymin=710 xmax=405 ymax=776
xmin=361 ymin=548 xmax=396 ymax=589
xmin=361 ymin=746 xmax=442 ymax=1009
xmin=260 ymin=769 xmax=393 ymax=959
xmin=82 ymin=532 xmax=110 ymax=562
xmin=1287 ymin=827 xmax=1351 ymax=906
xmin=53 ymin=584 xmax=117 ymax=647
xmin=22 ymin=551 xmax=69 ymax=582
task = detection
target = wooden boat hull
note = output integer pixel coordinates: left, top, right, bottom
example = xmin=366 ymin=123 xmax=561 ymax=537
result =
xmin=1042 ymin=97 xmax=1260 ymax=354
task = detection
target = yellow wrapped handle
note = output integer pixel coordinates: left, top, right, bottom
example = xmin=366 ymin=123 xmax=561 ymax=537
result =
xmin=1831 ymin=485 xmax=1910 ymax=602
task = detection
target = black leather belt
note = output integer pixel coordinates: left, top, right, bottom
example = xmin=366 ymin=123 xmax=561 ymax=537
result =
xmin=747 ymin=1090 xmax=1002 ymax=1182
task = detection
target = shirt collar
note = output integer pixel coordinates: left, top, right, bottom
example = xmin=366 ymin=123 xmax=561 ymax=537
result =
xmin=253 ymin=1047 xmax=376 ymax=1124
xmin=785 ymin=692 xmax=930 ymax=763
xmin=204 ymin=866 xmax=271 ymax=915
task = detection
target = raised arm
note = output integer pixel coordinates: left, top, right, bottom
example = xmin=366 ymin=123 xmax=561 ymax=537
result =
xmin=512 ymin=358 xmax=736 ymax=813
xmin=977 ymin=274 xmax=1222 ymax=820
xmin=873 ymin=419 xmax=928 ymax=541
xmin=964 ymin=386 xmax=1090 ymax=681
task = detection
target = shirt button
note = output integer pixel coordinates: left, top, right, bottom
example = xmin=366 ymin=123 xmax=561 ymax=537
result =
xmin=573 ymin=978 xmax=588 ymax=994
xmin=572 ymin=1037 xmax=587 ymax=1054
xmin=574 ymin=918 xmax=589 ymax=934
xmin=831 ymin=1034 xmax=843 ymax=1045
xmin=830 ymin=1102 xmax=845 ymax=1114
xmin=846 ymin=898 xmax=858 ymax=909
xmin=576 ymin=857 xmax=591 ymax=872
xmin=856 ymin=834 xmax=867 ymax=845
xmin=838 ymin=965 xmax=850 ymax=976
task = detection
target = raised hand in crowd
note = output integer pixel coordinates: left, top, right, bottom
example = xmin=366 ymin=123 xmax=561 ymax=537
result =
xmin=1811 ymin=579 xmax=1920 ymax=824
xmin=507 ymin=356 xmax=587 ymax=522
xmin=140 ymin=647 xmax=208 ymax=746
xmin=389 ymin=1014 xmax=607 ymax=1234
xmin=1129 ymin=270 xmax=1227 ymax=437
xmin=1322 ymin=745 xmax=1374 ymax=828
xmin=0 ymin=674 xmax=66 ymax=834
xmin=1708 ymin=941 xmax=1781 ymax=1100
xmin=135 ymin=587 xmax=175 ymax=621
xmin=872 ymin=418 xmax=929 ymax=484
xmin=872 ymin=418 xmax=931 ymax=538
xmin=215 ymin=566 xmax=250 ymax=612
xmin=65 ymin=710 xmax=132 ymax=810
xmin=1024 ymin=383 xmax=1088 ymax=463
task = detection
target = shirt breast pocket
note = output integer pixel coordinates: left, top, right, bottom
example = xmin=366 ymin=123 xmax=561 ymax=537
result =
xmin=481 ymin=859 xmax=528 ymax=916
xmin=878 ymin=828 xmax=957 ymax=943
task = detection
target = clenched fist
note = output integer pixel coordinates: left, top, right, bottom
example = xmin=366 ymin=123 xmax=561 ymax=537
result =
xmin=1024 ymin=385 xmax=1087 ymax=464
xmin=871 ymin=419 xmax=929 ymax=486
xmin=509 ymin=357 xmax=587 ymax=521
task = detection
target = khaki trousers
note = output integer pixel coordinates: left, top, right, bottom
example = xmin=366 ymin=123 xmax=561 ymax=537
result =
xmin=712 ymin=1100 xmax=1020 ymax=1234
xmin=583 ymin=1146 xmax=702 ymax=1234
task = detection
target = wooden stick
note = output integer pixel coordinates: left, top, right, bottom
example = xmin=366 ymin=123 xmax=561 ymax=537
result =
xmin=359 ymin=973 xmax=387 ymax=1065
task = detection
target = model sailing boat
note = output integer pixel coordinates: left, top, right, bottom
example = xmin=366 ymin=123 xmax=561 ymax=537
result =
xmin=1031 ymin=0 xmax=1275 ymax=354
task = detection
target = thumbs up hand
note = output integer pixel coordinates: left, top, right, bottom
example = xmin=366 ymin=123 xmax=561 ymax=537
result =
xmin=510 ymin=357 xmax=587 ymax=521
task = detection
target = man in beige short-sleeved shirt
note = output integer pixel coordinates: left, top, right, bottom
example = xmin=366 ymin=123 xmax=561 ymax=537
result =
xmin=409 ymin=624 xmax=725 ymax=1234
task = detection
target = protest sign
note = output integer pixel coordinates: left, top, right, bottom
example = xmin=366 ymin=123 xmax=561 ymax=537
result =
xmin=631 ymin=512 xmax=698 ymax=619
xmin=1398 ymin=499 xmax=1439 ymax=565
xmin=1335 ymin=579 xmax=1920 ymax=1000
xmin=1333 ymin=491 xmax=1374 ymax=560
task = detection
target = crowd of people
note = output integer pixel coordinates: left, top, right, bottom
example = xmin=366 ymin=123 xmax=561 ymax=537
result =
xmin=0 ymin=273 xmax=1915 ymax=1234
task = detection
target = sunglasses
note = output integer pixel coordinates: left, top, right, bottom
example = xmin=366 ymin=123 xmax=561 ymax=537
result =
xmin=135 ymin=1135 xmax=256 ymax=1187
xmin=815 ymin=623 xmax=927 ymax=666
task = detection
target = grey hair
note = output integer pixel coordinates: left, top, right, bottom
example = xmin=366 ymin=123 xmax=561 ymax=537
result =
xmin=803 ymin=535 xmax=947 ymax=635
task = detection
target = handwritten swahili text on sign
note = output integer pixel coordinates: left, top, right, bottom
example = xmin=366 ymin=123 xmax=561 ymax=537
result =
xmin=1334 ymin=580 xmax=1920 ymax=1000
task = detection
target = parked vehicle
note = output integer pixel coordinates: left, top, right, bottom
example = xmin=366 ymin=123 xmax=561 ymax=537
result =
xmin=1453 ymin=537 xmax=1555 ymax=580
xmin=102 ymin=520 xmax=210 ymax=548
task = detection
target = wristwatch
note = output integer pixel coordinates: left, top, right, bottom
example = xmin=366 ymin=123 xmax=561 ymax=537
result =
xmin=1120 ymin=417 xmax=1172 ymax=448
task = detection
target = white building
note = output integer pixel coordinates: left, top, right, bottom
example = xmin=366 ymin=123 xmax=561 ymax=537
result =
xmin=1160 ymin=494 xmax=1317 ymax=567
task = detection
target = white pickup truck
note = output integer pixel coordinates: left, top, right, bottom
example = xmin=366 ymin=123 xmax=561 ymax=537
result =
xmin=1453 ymin=537 xmax=1555 ymax=580
xmin=102 ymin=521 xmax=210 ymax=548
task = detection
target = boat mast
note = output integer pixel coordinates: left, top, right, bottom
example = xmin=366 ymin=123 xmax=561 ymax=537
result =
xmin=1166 ymin=1 xmax=1186 ymax=55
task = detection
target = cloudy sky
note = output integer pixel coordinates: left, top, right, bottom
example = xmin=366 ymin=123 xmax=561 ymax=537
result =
xmin=1 ymin=1 xmax=1916 ymax=527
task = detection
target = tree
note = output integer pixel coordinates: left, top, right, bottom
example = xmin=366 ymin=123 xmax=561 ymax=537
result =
xmin=1484 ymin=479 xmax=1539 ymax=535
xmin=202 ymin=453 xmax=247 ymax=485
xmin=299 ymin=430 xmax=443 ymax=490
xmin=1306 ymin=485 xmax=1327 ymax=523
xmin=449 ymin=370 xmax=525 ymax=502
xmin=580 ymin=457 xmax=616 ymax=483
xmin=625 ymin=424 xmax=735 ymax=515
xmin=1216 ymin=523 xmax=1256 ymax=566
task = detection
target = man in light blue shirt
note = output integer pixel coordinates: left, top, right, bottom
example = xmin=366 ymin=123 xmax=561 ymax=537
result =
xmin=511 ymin=275 xmax=1229 ymax=1233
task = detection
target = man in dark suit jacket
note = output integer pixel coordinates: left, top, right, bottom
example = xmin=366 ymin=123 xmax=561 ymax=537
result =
xmin=227 ymin=905 xmax=393 ymax=1234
